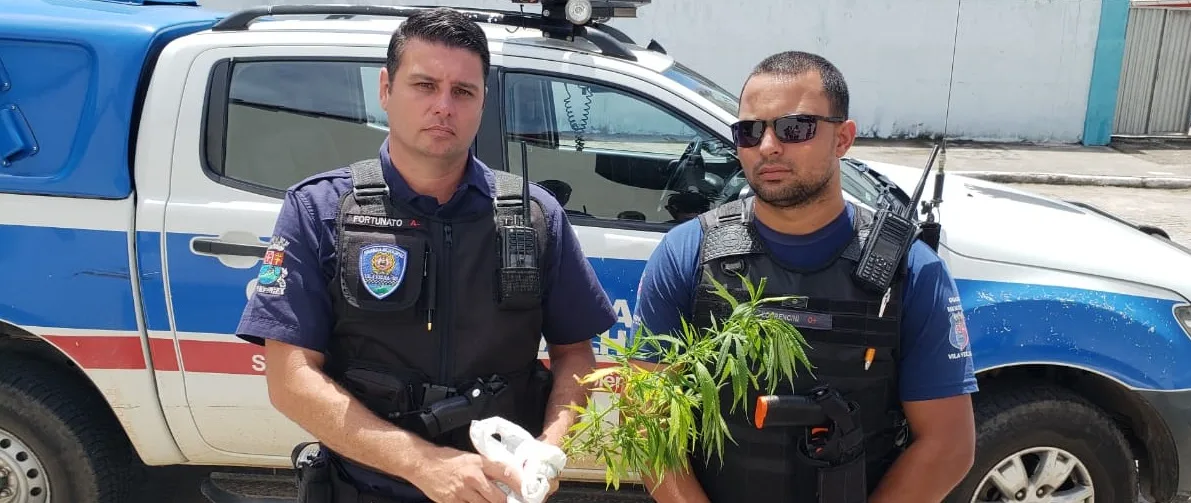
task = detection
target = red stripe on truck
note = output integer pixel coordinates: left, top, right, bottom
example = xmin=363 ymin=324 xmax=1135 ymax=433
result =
xmin=43 ymin=335 xmax=624 ymax=376
xmin=42 ymin=335 xmax=147 ymax=370
xmin=178 ymin=339 xmax=265 ymax=375
xmin=149 ymin=338 xmax=180 ymax=372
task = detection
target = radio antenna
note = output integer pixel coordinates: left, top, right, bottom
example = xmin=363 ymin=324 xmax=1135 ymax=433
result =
xmin=923 ymin=0 xmax=963 ymax=224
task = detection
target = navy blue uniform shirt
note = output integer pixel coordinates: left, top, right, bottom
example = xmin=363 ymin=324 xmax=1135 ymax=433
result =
xmin=632 ymin=202 xmax=978 ymax=402
xmin=236 ymin=139 xmax=617 ymax=497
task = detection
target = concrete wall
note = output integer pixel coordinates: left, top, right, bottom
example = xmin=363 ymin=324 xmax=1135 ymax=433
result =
xmin=199 ymin=0 xmax=1127 ymax=144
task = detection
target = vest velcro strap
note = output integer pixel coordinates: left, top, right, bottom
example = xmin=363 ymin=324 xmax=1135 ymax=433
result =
xmin=492 ymin=169 xmax=525 ymax=202
xmin=700 ymin=222 xmax=765 ymax=263
xmin=491 ymin=169 xmax=531 ymax=222
xmin=716 ymin=199 xmax=745 ymax=222
xmin=348 ymin=159 xmax=390 ymax=209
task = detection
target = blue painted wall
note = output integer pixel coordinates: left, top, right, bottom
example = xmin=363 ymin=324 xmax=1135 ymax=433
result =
xmin=1082 ymin=0 xmax=1132 ymax=146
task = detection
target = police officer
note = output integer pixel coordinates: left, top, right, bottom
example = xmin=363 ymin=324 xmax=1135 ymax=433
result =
xmin=631 ymin=51 xmax=977 ymax=503
xmin=235 ymin=8 xmax=617 ymax=503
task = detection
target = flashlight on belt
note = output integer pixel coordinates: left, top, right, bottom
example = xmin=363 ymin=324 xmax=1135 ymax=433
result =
xmin=755 ymin=391 xmax=833 ymax=459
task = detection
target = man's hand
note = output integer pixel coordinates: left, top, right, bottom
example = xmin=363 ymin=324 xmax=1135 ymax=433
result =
xmin=408 ymin=447 xmax=523 ymax=503
xmin=868 ymin=394 xmax=975 ymax=503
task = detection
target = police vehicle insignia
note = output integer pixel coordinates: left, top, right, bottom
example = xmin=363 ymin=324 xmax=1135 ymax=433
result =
xmin=359 ymin=244 xmax=407 ymax=300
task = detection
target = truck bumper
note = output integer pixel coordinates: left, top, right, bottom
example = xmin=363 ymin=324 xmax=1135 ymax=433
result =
xmin=1137 ymin=389 xmax=1191 ymax=503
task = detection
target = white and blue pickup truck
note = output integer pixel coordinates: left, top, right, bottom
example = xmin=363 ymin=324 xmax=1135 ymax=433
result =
xmin=2 ymin=0 xmax=1191 ymax=502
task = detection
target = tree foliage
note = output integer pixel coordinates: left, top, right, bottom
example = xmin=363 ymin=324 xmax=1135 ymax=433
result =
xmin=561 ymin=274 xmax=816 ymax=489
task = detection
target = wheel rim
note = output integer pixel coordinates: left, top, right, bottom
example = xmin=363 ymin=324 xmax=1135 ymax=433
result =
xmin=0 ymin=427 xmax=49 ymax=503
xmin=969 ymin=446 xmax=1094 ymax=503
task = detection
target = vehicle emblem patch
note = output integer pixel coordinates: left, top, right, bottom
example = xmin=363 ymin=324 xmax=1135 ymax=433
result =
xmin=359 ymin=244 xmax=407 ymax=300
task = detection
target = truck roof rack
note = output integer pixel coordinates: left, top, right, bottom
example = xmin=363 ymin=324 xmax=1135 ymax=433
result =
xmin=209 ymin=1 xmax=651 ymax=62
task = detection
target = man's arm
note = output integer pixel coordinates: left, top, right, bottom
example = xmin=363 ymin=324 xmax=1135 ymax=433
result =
xmin=264 ymin=339 xmax=442 ymax=480
xmin=868 ymin=243 xmax=978 ymax=503
xmin=538 ymin=340 xmax=597 ymax=447
xmin=266 ymin=340 xmax=520 ymax=501
xmin=868 ymin=395 xmax=975 ymax=503
xmin=535 ymin=194 xmax=614 ymax=445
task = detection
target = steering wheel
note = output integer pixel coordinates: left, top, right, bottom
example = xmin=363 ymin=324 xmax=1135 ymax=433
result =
xmin=657 ymin=137 xmax=720 ymax=212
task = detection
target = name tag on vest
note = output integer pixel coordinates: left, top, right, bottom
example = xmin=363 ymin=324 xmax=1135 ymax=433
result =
xmin=757 ymin=307 xmax=833 ymax=330
xmin=346 ymin=213 xmax=422 ymax=229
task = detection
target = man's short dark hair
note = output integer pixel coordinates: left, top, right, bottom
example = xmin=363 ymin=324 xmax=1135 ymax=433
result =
xmin=387 ymin=7 xmax=491 ymax=82
xmin=748 ymin=51 xmax=849 ymax=119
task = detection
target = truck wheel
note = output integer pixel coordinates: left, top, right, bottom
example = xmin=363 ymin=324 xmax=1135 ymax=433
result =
xmin=0 ymin=355 xmax=142 ymax=503
xmin=945 ymin=384 xmax=1137 ymax=503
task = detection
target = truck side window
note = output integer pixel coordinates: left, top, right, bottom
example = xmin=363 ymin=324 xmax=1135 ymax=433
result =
xmin=205 ymin=59 xmax=389 ymax=195
xmin=502 ymin=72 xmax=736 ymax=226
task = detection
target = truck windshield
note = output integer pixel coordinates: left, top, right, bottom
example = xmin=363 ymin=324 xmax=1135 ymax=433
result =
xmin=661 ymin=61 xmax=740 ymax=117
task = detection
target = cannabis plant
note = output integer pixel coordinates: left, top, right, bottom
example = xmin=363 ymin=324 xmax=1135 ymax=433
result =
xmin=562 ymin=274 xmax=815 ymax=489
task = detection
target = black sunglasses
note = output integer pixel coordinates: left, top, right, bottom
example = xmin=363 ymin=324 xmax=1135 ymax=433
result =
xmin=730 ymin=114 xmax=845 ymax=148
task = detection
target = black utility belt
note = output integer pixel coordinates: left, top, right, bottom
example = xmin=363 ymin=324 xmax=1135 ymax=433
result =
xmin=336 ymin=361 xmax=552 ymax=443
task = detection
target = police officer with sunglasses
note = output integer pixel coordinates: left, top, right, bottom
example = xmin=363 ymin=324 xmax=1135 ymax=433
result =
xmin=631 ymin=51 xmax=977 ymax=503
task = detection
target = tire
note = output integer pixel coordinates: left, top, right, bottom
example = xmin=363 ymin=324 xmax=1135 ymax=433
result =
xmin=944 ymin=383 xmax=1138 ymax=503
xmin=0 ymin=355 xmax=143 ymax=503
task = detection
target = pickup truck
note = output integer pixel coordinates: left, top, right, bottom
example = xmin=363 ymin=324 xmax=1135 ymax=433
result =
xmin=3 ymin=1 xmax=1191 ymax=502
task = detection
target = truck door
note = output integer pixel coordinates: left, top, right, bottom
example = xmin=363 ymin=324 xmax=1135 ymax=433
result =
xmin=163 ymin=44 xmax=390 ymax=458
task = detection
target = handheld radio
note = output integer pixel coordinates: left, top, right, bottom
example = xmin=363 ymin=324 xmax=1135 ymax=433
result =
xmin=851 ymin=144 xmax=942 ymax=298
xmin=496 ymin=142 xmax=542 ymax=310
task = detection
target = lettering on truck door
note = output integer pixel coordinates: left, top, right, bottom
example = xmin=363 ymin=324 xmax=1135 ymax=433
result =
xmin=164 ymin=44 xmax=389 ymax=459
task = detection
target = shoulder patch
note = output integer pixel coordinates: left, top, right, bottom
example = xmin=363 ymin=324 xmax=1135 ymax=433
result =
xmin=945 ymin=295 xmax=972 ymax=359
xmin=949 ymin=312 xmax=969 ymax=351
xmin=255 ymin=236 xmax=292 ymax=296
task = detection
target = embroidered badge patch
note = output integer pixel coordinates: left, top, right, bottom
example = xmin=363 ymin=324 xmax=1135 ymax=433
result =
xmin=256 ymin=265 xmax=288 ymax=295
xmin=359 ymin=244 xmax=407 ymax=300
xmin=949 ymin=312 xmax=970 ymax=351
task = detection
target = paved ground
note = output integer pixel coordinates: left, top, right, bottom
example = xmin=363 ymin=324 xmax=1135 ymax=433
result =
xmin=138 ymin=465 xmax=653 ymax=503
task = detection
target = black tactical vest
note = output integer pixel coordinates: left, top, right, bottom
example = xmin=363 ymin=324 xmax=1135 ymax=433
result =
xmin=322 ymin=159 xmax=554 ymax=454
xmin=687 ymin=197 xmax=910 ymax=503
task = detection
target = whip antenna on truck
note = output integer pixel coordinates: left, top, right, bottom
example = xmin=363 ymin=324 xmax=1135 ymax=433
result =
xmin=921 ymin=0 xmax=965 ymax=225
xmin=852 ymin=0 xmax=964 ymax=286
xmin=905 ymin=0 xmax=962 ymax=251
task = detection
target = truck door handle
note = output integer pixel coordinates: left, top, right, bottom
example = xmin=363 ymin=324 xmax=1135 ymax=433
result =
xmin=191 ymin=237 xmax=268 ymax=258
xmin=0 ymin=104 xmax=38 ymax=168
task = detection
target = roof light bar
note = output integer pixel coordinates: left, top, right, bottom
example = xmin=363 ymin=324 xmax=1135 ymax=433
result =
xmin=209 ymin=2 xmax=651 ymax=62
xmin=511 ymin=0 xmax=651 ymax=24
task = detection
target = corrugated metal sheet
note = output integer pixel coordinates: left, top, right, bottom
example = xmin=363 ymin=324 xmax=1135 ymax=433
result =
xmin=1114 ymin=6 xmax=1191 ymax=135
xmin=1147 ymin=9 xmax=1191 ymax=134
xmin=1114 ymin=8 xmax=1166 ymax=134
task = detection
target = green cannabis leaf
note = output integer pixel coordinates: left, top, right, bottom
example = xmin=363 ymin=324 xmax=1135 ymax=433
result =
xmin=561 ymin=273 xmax=815 ymax=490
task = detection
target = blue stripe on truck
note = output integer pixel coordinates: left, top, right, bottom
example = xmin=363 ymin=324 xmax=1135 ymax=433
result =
xmin=0 ymin=224 xmax=142 ymax=331
xmin=959 ymin=279 xmax=1191 ymax=390
xmin=1 ymin=224 xmax=1189 ymax=390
